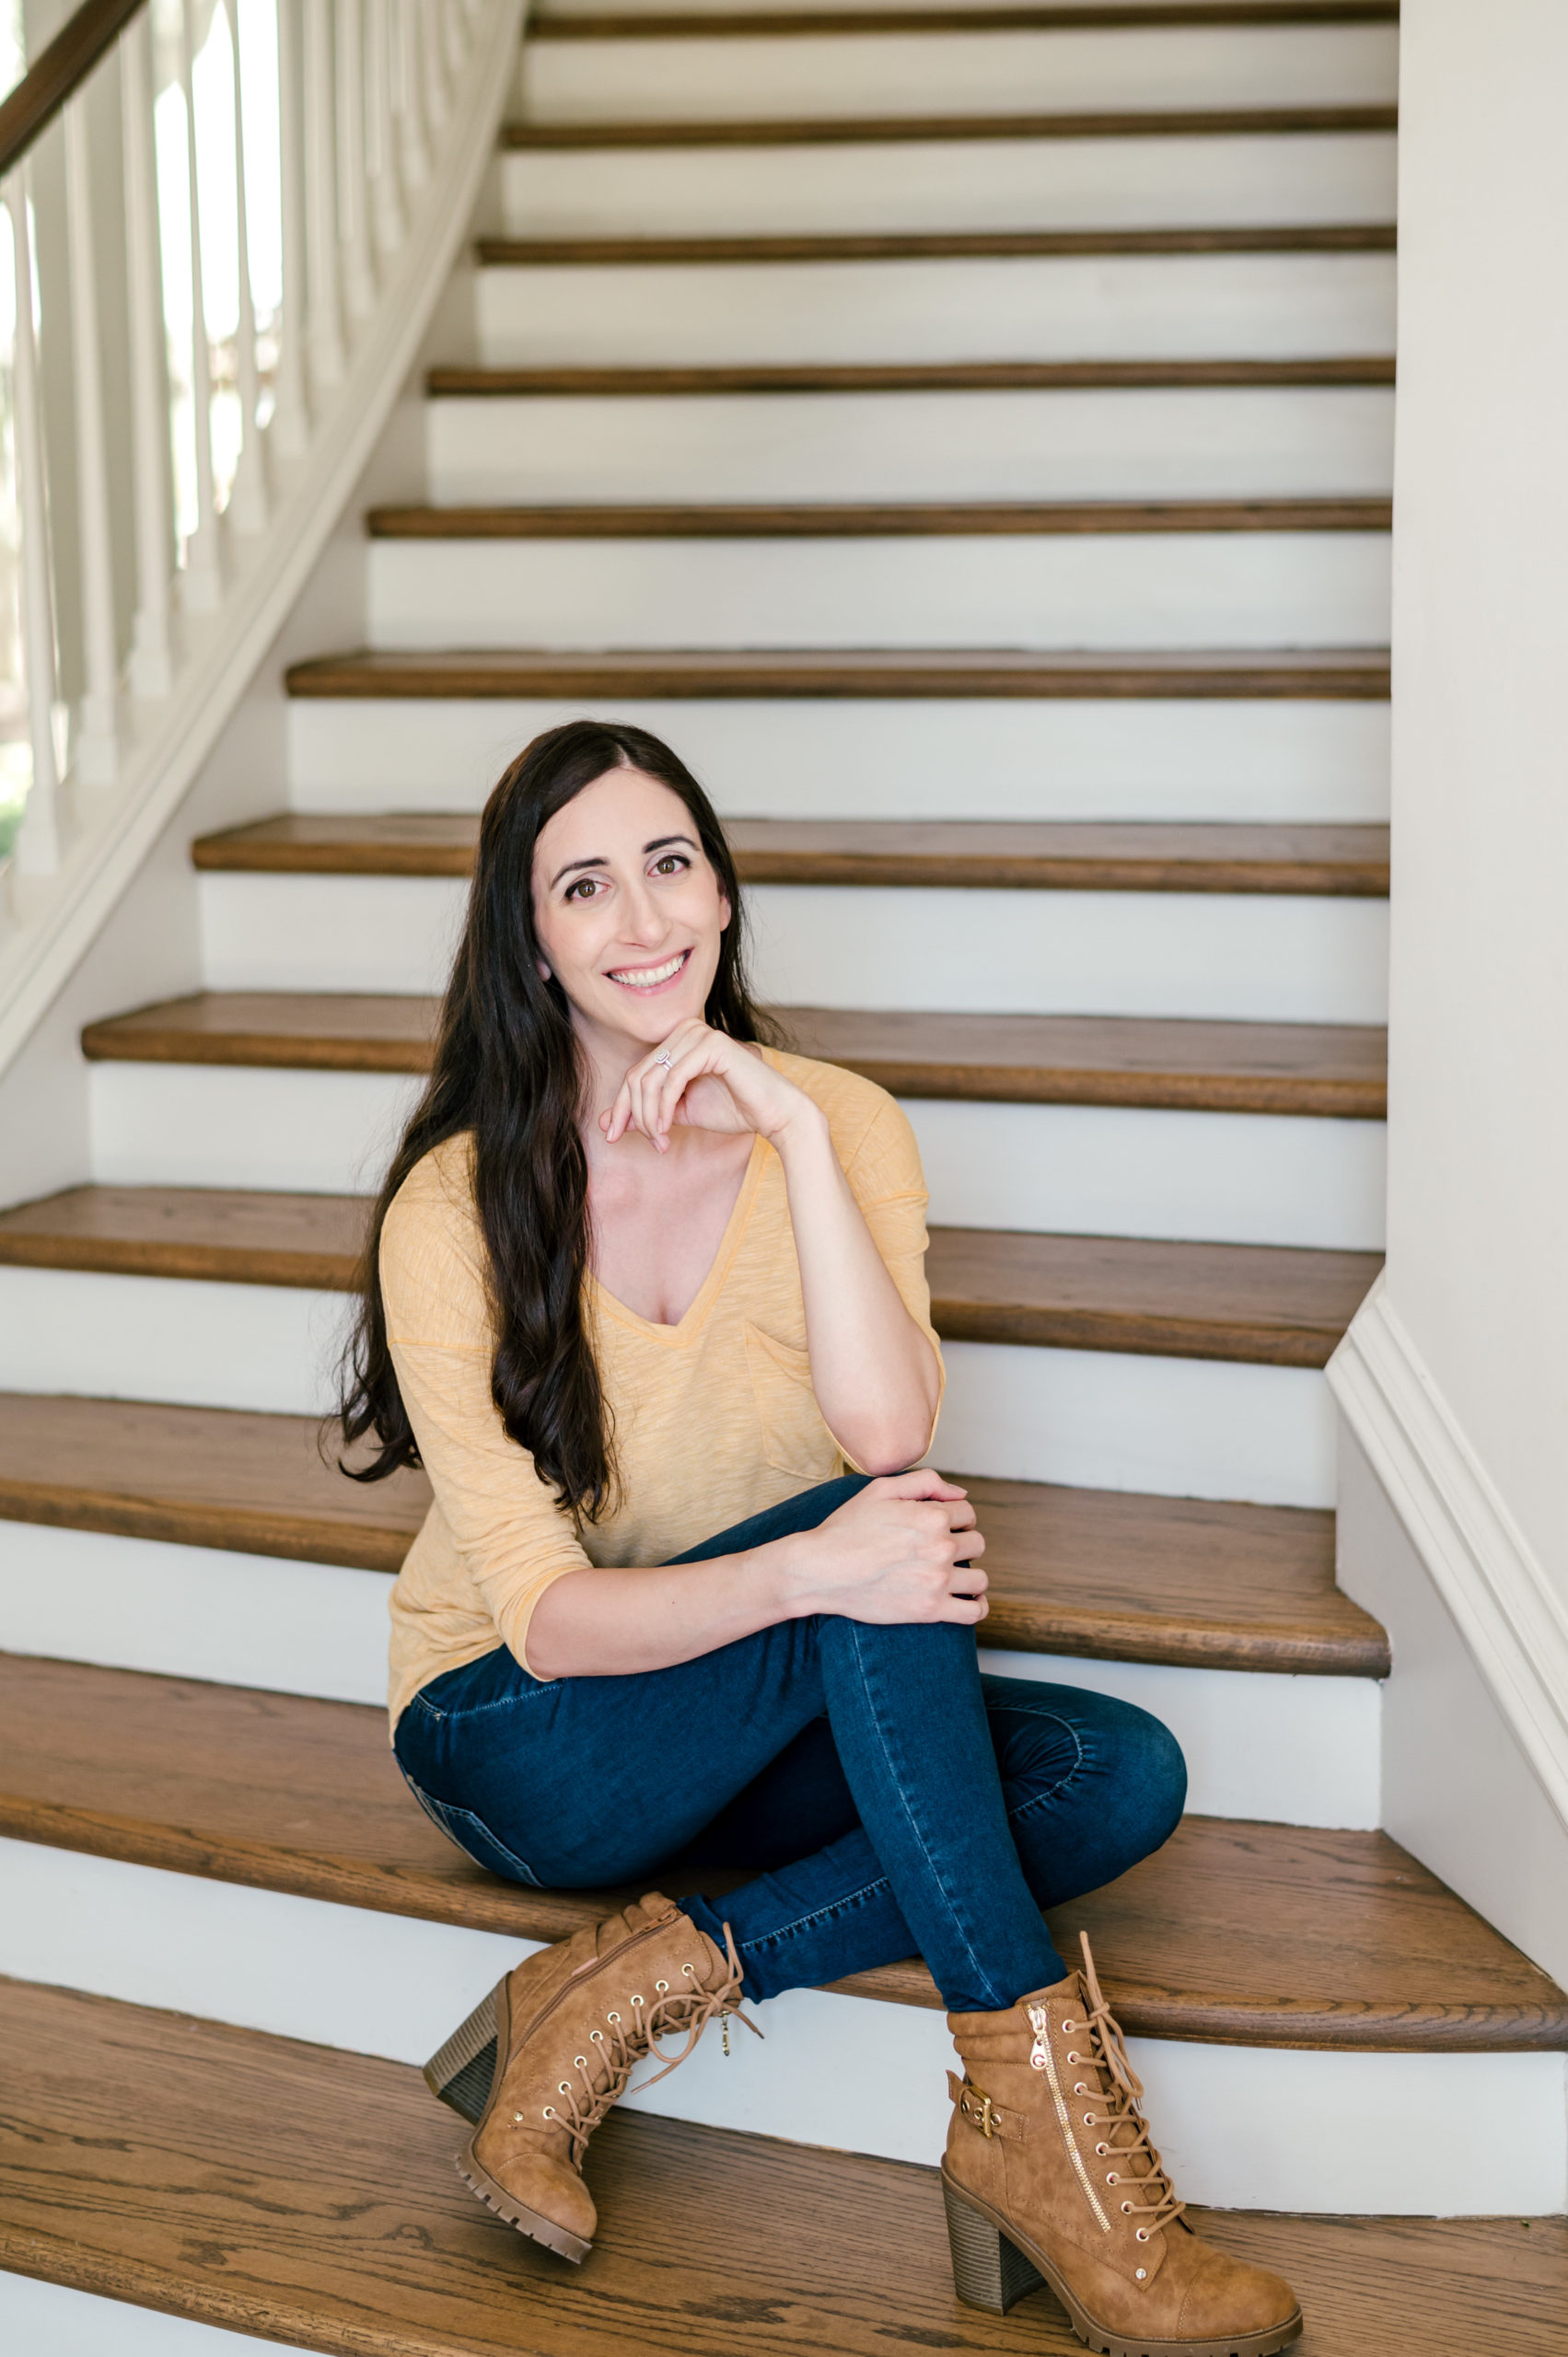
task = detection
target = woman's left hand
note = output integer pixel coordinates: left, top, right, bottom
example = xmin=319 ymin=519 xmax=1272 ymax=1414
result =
xmin=602 ymin=1021 xmax=813 ymax=1152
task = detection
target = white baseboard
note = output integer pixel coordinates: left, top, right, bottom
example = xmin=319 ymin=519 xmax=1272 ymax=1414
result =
xmin=4 ymin=1839 xmax=1560 ymax=2215
xmin=1329 ymin=1277 xmax=1568 ymax=1836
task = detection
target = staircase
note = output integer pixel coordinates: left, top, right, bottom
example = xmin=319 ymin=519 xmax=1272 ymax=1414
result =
xmin=3 ymin=2 xmax=1567 ymax=2349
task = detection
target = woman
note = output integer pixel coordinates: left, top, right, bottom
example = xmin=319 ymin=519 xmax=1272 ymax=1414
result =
xmin=343 ymin=721 xmax=1302 ymax=2357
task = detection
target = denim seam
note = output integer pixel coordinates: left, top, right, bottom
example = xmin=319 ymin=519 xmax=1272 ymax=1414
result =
xmin=410 ymin=1682 xmax=562 ymax=1728
xmin=844 ymin=1620 xmax=1003 ymax=2007
xmin=730 ymin=1875 xmax=893 ymax=1953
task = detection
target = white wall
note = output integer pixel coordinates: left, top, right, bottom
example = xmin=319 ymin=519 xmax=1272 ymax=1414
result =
xmin=1332 ymin=0 xmax=1568 ymax=1980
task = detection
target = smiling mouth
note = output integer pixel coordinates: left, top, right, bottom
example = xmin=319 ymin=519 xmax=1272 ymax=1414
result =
xmin=607 ymin=947 xmax=691 ymax=991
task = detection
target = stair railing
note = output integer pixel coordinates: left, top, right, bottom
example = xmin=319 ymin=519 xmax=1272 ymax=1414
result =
xmin=0 ymin=0 xmax=523 ymax=1075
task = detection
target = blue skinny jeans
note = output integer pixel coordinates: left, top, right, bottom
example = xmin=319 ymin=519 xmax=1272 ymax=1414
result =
xmin=393 ymin=1475 xmax=1187 ymax=2014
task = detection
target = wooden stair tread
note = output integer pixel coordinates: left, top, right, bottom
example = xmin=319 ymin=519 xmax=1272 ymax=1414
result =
xmin=477 ymin=224 xmax=1396 ymax=261
xmin=75 ymin=992 xmax=1390 ymax=1115
xmin=0 ymin=1182 xmax=1380 ymax=1364
xmin=427 ymin=355 xmax=1399 ymax=391
xmin=366 ymin=494 xmax=1392 ymax=537
xmin=282 ymin=646 xmax=1393 ymax=699
xmin=0 ymin=1394 xmax=1388 ymax=1675
xmin=192 ymin=813 xmax=1393 ymax=895
xmin=4 ymin=1652 xmax=1562 ymax=2048
xmin=533 ymin=5 xmax=1405 ymax=37
xmin=501 ymin=102 xmax=1399 ymax=146
xmin=7 ymin=1983 xmax=1564 ymax=2357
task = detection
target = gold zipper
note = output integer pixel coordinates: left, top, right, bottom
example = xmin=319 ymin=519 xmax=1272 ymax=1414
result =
xmin=1028 ymin=2003 xmax=1111 ymax=2235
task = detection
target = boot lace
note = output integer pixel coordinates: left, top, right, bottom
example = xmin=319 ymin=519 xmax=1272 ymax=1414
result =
xmin=1066 ymin=1932 xmax=1185 ymax=2246
xmin=542 ymin=1921 xmax=760 ymax=2165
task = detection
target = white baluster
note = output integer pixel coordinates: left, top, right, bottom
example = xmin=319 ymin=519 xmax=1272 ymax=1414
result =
xmin=304 ymin=0 xmax=345 ymax=391
xmin=394 ymin=0 xmax=430 ymax=193
xmin=226 ymin=0 xmax=268 ymax=532
xmin=366 ymin=0 xmax=404 ymax=264
xmin=63 ymin=95 xmax=121 ymax=786
xmin=121 ymin=11 xmax=176 ymax=700
xmin=6 ymin=166 xmax=61 ymax=878
xmin=334 ymin=0 xmax=376 ymax=322
xmin=272 ymin=0 xmax=310 ymax=456
xmin=421 ymin=0 xmax=450 ymax=134
xmin=179 ymin=0 xmax=224 ymax=608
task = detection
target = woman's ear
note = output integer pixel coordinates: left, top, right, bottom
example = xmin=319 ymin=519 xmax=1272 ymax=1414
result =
xmin=719 ymin=893 xmax=732 ymax=932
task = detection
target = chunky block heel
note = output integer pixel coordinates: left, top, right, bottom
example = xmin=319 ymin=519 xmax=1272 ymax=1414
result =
xmin=942 ymin=2172 xmax=1046 ymax=2316
xmin=424 ymin=1979 xmax=503 ymax=2124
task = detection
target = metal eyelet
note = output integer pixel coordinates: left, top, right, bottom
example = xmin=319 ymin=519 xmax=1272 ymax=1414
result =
xmin=632 ymin=1993 xmax=645 ymax=2005
xmin=656 ymin=1980 xmax=669 ymax=1992
xmin=1121 ymin=2202 xmax=1134 ymax=2215
xmin=1136 ymin=2229 xmax=1150 ymax=2243
xmin=513 ymin=2113 xmax=524 ymax=2124
xmin=1135 ymin=2268 xmax=1147 ymax=2282
xmin=590 ymin=2029 xmax=604 ymax=2044
xmin=1060 ymin=2019 xmax=1075 ymax=2034
xmin=542 ymin=2106 xmax=555 ymax=2119
xmin=1074 ymin=2083 xmax=1088 ymax=2095
xmin=1107 ymin=2171 xmax=1119 ymax=2184
xmin=1083 ymin=2112 xmax=1095 ymax=2126
xmin=1096 ymin=2144 xmax=1109 ymax=2157
xmin=607 ymin=2011 xmax=621 ymax=2024
xmin=682 ymin=1963 xmax=696 ymax=1977
xmin=1067 ymin=2052 xmax=1083 ymax=2065
xmin=559 ymin=2082 xmax=572 ymax=2095
xmin=574 ymin=2056 xmax=587 ymax=2069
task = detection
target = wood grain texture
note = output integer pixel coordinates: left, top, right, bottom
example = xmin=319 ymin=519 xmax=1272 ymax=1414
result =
xmin=366 ymin=494 xmax=1392 ymax=536
xmin=501 ymin=102 xmax=1399 ymax=146
xmin=0 ymin=1185 xmax=1379 ymax=1364
xmin=0 ymin=1395 xmax=1388 ymax=1674
xmin=535 ymin=4 xmax=1403 ymax=36
xmin=192 ymin=812 xmax=1392 ymax=895
xmin=0 ymin=1183 xmax=368 ymax=1290
xmin=478 ymin=224 xmax=1396 ymax=261
xmin=281 ymin=646 xmax=1393 ymax=699
xmin=3 ymin=1654 xmax=1562 ymax=2049
xmin=925 ymin=1227 xmax=1380 ymax=1365
xmin=427 ymin=355 xmax=1400 ymax=392
xmin=75 ymin=993 xmax=1389 ymax=1114
xmin=6 ymin=1981 xmax=1564 ymax=2357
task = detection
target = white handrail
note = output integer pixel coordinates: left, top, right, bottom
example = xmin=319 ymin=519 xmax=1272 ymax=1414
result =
xmin=0 ymin=0 xmax=524 ymax=1073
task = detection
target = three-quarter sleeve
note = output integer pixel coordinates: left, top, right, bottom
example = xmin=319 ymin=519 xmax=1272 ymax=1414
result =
xmin=380 ymin=1155 xmax=590 ymax=1677
xmin=839 ymin=1089 xmax=947 ymax=1459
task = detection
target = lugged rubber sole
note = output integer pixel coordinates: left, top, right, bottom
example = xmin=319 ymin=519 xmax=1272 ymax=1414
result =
xmin=942 ymin=2170 xmax=1304 ymax=2357
xmin=456 ymin=2139 xmax=593 ymax=2265
xmin=423 ymin=1980 xmax=502 ymax=2125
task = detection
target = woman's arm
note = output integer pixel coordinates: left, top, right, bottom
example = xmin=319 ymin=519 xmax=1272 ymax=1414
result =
xmin=606 ymin=1022 xmax=941 ymax=1473
xmin=523 ymin=1469 xmax=985 ymax=1680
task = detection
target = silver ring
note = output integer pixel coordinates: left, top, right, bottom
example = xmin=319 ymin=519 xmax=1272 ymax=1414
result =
xmin=652 ymin=1049 xmax=674 ymax=1069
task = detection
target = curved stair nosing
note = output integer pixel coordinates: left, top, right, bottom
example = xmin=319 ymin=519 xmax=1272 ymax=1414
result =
xmin=500 ymin=102 xmax=1400 ymax=148
xmin=189 ymin=814 xmax=1393 ymax=896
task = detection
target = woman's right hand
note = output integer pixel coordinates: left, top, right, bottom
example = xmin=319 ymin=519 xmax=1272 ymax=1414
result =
xmin=771 ymin=1470 xmax=987 ymax=1627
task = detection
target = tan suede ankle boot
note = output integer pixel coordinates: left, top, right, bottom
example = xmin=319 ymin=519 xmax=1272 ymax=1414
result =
xmin=424 ymin=1891 xmax=753 ymax=2260
xmin=943 ymin=1933 xmax=1302 ymax=2357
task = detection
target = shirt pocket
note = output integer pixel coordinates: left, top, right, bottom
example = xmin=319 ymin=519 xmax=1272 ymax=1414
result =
xmin=744 ymin=1323 xmax=843 ymax=1483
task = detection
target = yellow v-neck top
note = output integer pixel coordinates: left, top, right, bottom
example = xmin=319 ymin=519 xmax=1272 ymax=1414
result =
xmin=381 ymin=1049 xmax=944 ymax=1727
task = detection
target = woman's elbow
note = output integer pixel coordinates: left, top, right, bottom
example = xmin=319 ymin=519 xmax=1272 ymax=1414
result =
xmin=843 ymin=1415 xmax=936 ymax=1478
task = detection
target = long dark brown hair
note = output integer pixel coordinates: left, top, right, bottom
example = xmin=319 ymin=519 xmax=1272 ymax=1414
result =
xmin=339 ymin=719 xmax=776 ymax=1521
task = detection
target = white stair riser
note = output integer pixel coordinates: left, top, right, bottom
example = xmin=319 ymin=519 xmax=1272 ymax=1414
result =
xmin=426 ymin=387 xmax=1396 ymax=506
xmin=5 ymin=1840 xmax=1559 ymax=2216
xmin=87 ymin=1065 xmax=1388 ymax=1251
xmin=475 ymin=252 xmax=1397 ymax=367
xmin=517 ymin=25 xmax=1399 ymax=120
xmin=0 ymin=1525 xmax=1382 ymax=1828
xmin=366 ymin=534 xmax=1391 ymax=653
xmin=0 ymin=2278 xmax=316 ymax=2357
xmin=287 ymin=696 xmax=1392 ymax=824
xmin=0 ymin=1266 xmax=1336 ymax=1504
xmin=194 ymin=870 xmax=1390 ymax=1025
xmin=500 ymin=133 xmax=1398 ymax=238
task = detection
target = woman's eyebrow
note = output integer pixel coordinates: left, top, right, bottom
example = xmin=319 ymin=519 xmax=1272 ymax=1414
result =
xmin=550 ymin=853 xmax=607 ymax=888
xmin=644 ymin=833 xmax=697 ymax=855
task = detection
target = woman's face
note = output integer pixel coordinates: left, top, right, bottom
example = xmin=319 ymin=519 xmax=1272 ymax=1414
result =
xmin=531 ymin=767 xmax=731 ymax=1050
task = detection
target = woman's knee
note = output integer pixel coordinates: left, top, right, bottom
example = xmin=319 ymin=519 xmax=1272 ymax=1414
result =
xmin=1096 ymin=1694 xmax=1187 ymax=1850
